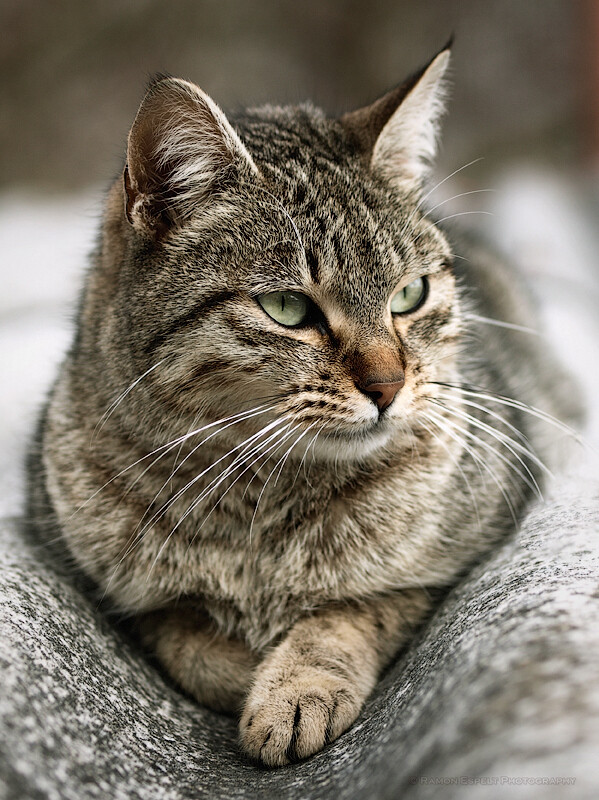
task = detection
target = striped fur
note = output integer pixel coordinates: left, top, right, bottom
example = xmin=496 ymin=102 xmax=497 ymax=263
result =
xmin=31 ymin=47 xmax=580 ymax=767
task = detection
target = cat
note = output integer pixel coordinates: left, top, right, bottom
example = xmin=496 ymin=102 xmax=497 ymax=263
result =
xmin=29 ymin=44 xmax=578 ymax=767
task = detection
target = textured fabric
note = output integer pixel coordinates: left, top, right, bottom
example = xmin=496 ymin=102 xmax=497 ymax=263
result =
xmin=1 ymin=464 xmax=598 ymax=799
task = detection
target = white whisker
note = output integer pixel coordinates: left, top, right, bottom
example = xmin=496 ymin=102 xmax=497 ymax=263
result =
xmin=401 ymin=158 xmax=486 ymax=235
xmin=248 ymin=421 xmax=319 ymax=541
xmin=419 ymin=414 xmax=481 ymax=529
xmin=100 ymin=412 xmax=291 ymax=599
xmin=129 ymin=404 xmax=284 ymax=533
xmin=75 ymin=401 xmax=278 ymax=519
xmin=133 ymin=415 xmax=293 ymax=548
xmin=177 ymin=422 xmax=303 ymax=560
xmin=426 ymin=189 xmax=494 ymax=215
xmin=427 ymin=403 xmax=542 ymax=499
xmin=426 ymin=407 xmax=519 ymax=526
xmin=436 ymin=389 xmax=531 ymax=448
xmin=465 ymin=314 xmax=539 ymax=336
xmin=433 ymin=395 xmax=552 ymax=479
xmin=435 ymin=210 xmax=493 ymax=225
xmin=175 ymin=419 xmax=300 ymax=534
xmin=434 ymin=383 xmax=581 ymax=441
xmin=417 ymin=157 xmax=485 ymax=212
xmin=296 ymin=422 xmax=327 ymax=488
xmin=91 ymin=359 xmax=165 ymax=442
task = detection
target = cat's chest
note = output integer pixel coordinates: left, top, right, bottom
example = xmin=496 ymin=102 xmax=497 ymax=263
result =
xmin=189 ymin=462 xmax=454 ymax=645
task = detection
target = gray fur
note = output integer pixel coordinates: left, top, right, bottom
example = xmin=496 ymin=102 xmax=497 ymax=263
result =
xmin=29 ymin=48 xmax=581 ymax=766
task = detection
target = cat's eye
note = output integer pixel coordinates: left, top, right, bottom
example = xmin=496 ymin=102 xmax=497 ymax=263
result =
xmin=390 ymin=277 xmax=427 ymax=314
xmin=257 ymin=291 xmax=310 ymax=327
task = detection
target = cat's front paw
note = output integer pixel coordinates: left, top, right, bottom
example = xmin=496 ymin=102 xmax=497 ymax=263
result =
xmin=239 ymin=666 xmax=362 ymax=767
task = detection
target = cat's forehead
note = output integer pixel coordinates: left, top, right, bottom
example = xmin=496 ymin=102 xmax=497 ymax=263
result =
xmin=250 ymin=156 xmax=449 ymax=300
xmin=176 ymin=110 xmax=451 ymax=307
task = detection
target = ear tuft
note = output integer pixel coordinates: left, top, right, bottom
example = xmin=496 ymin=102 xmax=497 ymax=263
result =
xmin=125 ymin=78 xmax=258 ymax=236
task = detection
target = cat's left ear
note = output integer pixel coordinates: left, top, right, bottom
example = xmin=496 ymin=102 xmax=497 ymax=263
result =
xmin=341 ymin=45 xmax=451 ymax=192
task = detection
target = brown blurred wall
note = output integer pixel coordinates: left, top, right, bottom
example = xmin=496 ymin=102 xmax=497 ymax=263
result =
xmin=0 ymin=0 xmax=586 ymax=192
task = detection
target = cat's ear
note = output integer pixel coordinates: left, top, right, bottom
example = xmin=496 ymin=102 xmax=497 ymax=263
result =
xmin=341 ymin=46 xmax=450 ymax=192
xmin=124 ymin=77 xmax=259 ymax=236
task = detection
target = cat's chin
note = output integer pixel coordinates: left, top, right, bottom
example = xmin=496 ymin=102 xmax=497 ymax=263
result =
xmin=307 ymin=422 xmax=395 ymax=464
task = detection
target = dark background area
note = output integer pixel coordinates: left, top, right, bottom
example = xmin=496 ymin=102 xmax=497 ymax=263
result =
xmin=1 ymin=0 xmax=596 ymax=194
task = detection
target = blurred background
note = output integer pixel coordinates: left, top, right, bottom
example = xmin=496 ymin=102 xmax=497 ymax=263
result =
xmin=0 ymin=0 xmax=598 ymax=514
xmin=1 ymin=0 xmax=597 ymax=190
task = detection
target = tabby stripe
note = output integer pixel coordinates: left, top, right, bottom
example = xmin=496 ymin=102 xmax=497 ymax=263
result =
xmin=178 ymin=356 xmax=271 ymax=394
xmin=331 ymin=231 xmax=345 ymax=269
xmin=144 ymin=290 xmax=235 ymax=356
xmin=425 ymin=307 xmax=453 ymax=328
xmin=410 ymin=307 xmax=453 ymax=334
xmin=178 ymin=359 xmax=233 ymax=393
xmin=306 ymin=249 xmax=320 ymax=284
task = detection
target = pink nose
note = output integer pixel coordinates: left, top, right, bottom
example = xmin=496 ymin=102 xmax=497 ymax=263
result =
xmin=361 ymin=378 xmax=405 ymax=412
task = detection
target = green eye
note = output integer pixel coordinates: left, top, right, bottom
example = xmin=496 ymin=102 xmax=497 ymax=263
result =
xmin=390 ymin=277 xmax=427 ymax=314
xmin=257 ymin=291 xmax=310 ymax=327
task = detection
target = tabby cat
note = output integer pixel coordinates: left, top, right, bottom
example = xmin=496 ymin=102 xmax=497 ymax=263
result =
xmin=30 ymin=46 xmax=575 ymax=766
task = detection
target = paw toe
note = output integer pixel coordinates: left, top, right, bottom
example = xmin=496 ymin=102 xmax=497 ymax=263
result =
xmin=240 ymin=676 xmax=360 ymax=767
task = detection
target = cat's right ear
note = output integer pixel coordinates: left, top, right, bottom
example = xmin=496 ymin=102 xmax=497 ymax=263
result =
xmin=341 ymin=45 xmax=451 ymax=193
xmin=124 ymin=77 xmax=259 ymax=237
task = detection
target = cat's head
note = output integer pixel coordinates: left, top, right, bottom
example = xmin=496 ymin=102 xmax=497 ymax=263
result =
xmin=100 ymin=46 xmax=460 ymax=464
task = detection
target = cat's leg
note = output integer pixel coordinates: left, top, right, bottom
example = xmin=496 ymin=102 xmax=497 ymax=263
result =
xmin=138 ymin=607 xmax=259 ymax=714
xmin=239 ymin=589 xmax=431 ymax=766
